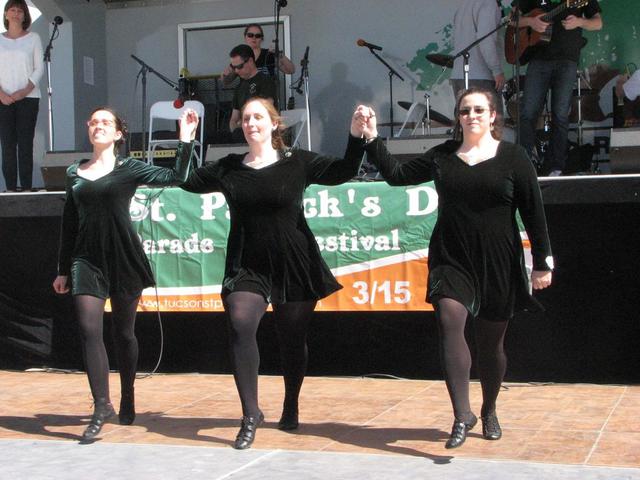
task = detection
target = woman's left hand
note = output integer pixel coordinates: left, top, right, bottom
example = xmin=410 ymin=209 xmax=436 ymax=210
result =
xmin=179 ymin=108 xmax=199 ymax=142
xmin=531 ymin=270 xmax=552 ymax=290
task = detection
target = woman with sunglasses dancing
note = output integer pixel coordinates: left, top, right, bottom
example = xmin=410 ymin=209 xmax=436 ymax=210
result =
xmin=53 ymin=107 xmax=198 ymax=441
xmin=357 ymin=87 xmax=553 ymax=449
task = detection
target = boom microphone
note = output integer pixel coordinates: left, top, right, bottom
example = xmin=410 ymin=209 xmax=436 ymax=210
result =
xmin=356 ymin=39 xmax=382 ymax=51
xmin=53 ymin=16 xmax=63 ymax=25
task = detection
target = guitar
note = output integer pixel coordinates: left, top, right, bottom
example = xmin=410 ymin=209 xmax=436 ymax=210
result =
xmin=505 ymin=0 xmax=589 ymax=65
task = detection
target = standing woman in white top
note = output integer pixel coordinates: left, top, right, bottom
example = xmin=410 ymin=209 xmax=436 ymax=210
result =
xmin=0 ymin=0 xmax=43 ymax=192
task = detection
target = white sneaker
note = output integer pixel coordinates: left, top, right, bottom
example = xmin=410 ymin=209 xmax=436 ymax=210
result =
xmin=548 ymin=170 xmax=562 ymax=177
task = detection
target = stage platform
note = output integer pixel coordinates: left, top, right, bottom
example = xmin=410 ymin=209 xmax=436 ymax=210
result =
xmin=0 ymin=370 xmax=638 ymax=479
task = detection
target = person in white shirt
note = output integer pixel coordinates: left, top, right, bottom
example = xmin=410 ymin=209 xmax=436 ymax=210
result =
xmin=0 ymin=0 xmax=43 ymax=192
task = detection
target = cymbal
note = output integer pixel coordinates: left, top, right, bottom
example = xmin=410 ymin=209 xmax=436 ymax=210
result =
xmin=426 ymin=53 xmax=454 ymax=69
xmin=395 ymin=102 xmax=454 ymax=127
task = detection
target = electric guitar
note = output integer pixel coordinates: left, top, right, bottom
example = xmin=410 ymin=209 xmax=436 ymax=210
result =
xmin=505 ymin=0 xmax=589 ymax=65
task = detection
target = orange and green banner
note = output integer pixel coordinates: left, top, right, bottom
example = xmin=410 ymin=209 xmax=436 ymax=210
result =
xmin=129 ymin=182 xmax=530 ymax=312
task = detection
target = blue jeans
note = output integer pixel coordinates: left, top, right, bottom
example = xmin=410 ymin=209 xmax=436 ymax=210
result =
xmin=520 ymin=59 xmax=577 ymax=172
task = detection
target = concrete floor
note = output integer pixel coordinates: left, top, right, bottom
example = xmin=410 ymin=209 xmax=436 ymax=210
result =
xmin=1 ymin=370 xmax=639 ymax=479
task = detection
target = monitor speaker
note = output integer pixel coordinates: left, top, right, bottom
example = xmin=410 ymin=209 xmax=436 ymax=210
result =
xmin=41 ymin=151 xmax=91 ymax=191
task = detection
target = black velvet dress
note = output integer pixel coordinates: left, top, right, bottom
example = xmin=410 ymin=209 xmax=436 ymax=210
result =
xmin=364 ymin=138 xmax=552 ymax=320
xmin=181 ymin=136 xmax=365 ymax=304
xmin=57 ymin=143 xmax=193 ymax=298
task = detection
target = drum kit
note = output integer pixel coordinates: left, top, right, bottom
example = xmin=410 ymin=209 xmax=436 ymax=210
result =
xmin=423 ymin=52 xmax=604 ymax=171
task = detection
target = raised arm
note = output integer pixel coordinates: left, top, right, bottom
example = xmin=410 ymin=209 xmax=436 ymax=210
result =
xmin=357 ymin=105 xmax=437 ymax=186
xmin=130 ymin=109 xmax=198 ymax=186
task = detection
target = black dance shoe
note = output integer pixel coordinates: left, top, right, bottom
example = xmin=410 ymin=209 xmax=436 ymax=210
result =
xmin=233 ymin=411 xmax=264 ymax=450
xmin=119 ymin=390 xmax=136 ymax=425
xmin=445 ymin=414 xmax=477 ymax=449
xmin=481 ymin=412 xmax=502 ymax=440
xmin=277 ymin=406 xmax=299 ymax=431
xmin=82 ymin=400 xmax=115 ymax=441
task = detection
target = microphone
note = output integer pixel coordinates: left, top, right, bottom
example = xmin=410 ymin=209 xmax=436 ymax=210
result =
xmin=52 ymin=16 xmax=63 ymax=25
xmin=174 ymin=76 xmax=188 ymax=109
xmin=357 ymin=39 xmax=382 ymax=51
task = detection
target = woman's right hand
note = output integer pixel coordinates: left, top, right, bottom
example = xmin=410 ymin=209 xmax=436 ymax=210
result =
xmin=53 ymin=275 xmax=70 ymax=294
xmin=179 ymin=108 xmax=200 ymax=142
xmin=0 ymin=91 xmax=14 ymax=106
xmin=351 ymin=105 xmax=378 ymax=139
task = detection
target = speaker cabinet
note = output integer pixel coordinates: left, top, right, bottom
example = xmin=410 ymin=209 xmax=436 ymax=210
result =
xmin=609 ymin=128 xmax=640 ymax=174
xmin=41 ymin=151 xmax=91 ymax=191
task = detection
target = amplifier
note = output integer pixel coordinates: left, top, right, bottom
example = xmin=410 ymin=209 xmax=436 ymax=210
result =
xmin=386 ymin=134 xmax=450 ymax=157
xmin=205 ymin=144 xmax=249 ymax=163
xmin=609 ymin=128 xmax=640 ymax=173
xmin=41 ymin=151 xmax=91 ymax=191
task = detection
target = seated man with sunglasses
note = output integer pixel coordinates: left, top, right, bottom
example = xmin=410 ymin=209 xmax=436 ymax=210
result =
xmin=227 ymin=44 xmax=277 ymax=142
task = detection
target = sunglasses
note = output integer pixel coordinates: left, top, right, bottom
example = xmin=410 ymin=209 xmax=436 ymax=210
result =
xmin=87 ymin=119 xmax=116 ymax=128
xmin=245 ymin=32 xmax=263 ymax=39
xmin=230 ymin=60 xmax=247 ymax=71
xmin=458 ymin=106 xmax=489 ymax=116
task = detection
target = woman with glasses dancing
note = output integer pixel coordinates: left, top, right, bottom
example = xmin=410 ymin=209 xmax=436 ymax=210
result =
xmin=221 ymin=23 xmax=295 ymax=86
xmin=357 ymin=87 xmax=553 ymax=449
xmin=52 ymin=107 xmax=198 ymax=441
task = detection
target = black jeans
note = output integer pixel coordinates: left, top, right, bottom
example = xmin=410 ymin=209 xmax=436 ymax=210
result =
xmin=0 ymin=97 xmax=39 ymax=190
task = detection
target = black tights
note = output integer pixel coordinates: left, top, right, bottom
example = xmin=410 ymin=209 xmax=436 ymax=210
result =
xmin=223 ymin=291 xmax=316 ymax=417
xmin=435 ymin=297 xmax=509 ymax=422
xmin=74 ymin=292 xmax=141 ymax=404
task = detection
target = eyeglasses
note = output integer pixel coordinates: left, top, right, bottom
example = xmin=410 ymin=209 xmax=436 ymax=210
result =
xmin=245 ymin=32 xmax=263 ymax=39
xmin=458 ymin=106 xmax=489 ymax=116
xmin=87 ymin=119 xmax=116 ymax=128
xmin=230 ymin=60 xmax=247 ymax=71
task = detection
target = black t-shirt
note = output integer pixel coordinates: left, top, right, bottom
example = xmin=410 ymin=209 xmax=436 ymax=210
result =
xmin=516 ymin=0 xmax=601 ymax=62
xmin=255 ymin=48 xmax=276 ymax=77
xmin=232 ymin=72 xmax=277 ymax=110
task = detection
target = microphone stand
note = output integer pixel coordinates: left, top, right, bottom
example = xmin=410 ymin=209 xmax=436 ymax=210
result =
xmin=44 ymin=21 xmax=61 ymax=151
xmin=273 ymin=0 xmax=287 ymax=110
xmin=366 ymin=48 xmax=404 ymax=137
xmin=451 ymin=15 xmax=510 ymax=90
xmin=130 ymin=55 xmax=178 ymax=161
xmin=300 ymin=48 xmax=311 ymax=150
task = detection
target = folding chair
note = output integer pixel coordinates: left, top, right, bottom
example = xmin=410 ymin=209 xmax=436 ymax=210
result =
xmin=147 ymin=100 xmax=205 ymax=166
xmin=395 ymin=102 xmax=427 ymax=137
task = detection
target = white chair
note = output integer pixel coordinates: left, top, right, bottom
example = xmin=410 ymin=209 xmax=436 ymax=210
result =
xmin=147 ymin=100 xmax=205 ymax=166
xmin=395 ymin=102 xmax=427 ymax=137
xmin=281 ymin=108 xmax=308 ymax=149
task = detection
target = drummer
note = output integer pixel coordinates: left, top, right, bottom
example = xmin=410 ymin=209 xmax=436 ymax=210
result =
xmin=450 ymin=0 xmax=505 ymax=111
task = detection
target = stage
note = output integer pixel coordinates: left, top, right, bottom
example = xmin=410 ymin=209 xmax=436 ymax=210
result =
xmin=1 ymin=174 xmax=639 ymax=384
xmin=0 ymin=370 xmax=639 ymax=479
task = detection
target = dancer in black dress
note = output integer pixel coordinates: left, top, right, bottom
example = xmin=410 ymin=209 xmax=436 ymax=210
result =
xmin=181 ymin=98 xmax=369 ymax=449
xmin=53 ymin=107 xmax=198 ymax=441
xmin=358 ymin=87 xmax=553 ymax=449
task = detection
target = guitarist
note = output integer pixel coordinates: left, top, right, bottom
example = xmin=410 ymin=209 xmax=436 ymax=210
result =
xmin=513 ymin=0 xmax=602 ymax=176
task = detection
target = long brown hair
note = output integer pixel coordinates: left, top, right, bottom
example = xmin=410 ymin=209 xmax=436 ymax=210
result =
xmin=240 ymin=98 xmax=288 ymax=150
xmin=452 ymin=86 xmax=503 ymax=142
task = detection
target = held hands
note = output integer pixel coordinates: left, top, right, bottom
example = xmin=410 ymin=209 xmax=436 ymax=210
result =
xmin=52 ymin=275 xmax=70 ymax=294
xmin=179 ymin=108 xmax=199 ymax=142
xmin=351 ymin=105 xmax=378 ymax=140
xmin=531 ymin=270 xmax=552 ymax=290
xmin=0 ymin=91 xmax=15 ymax=106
